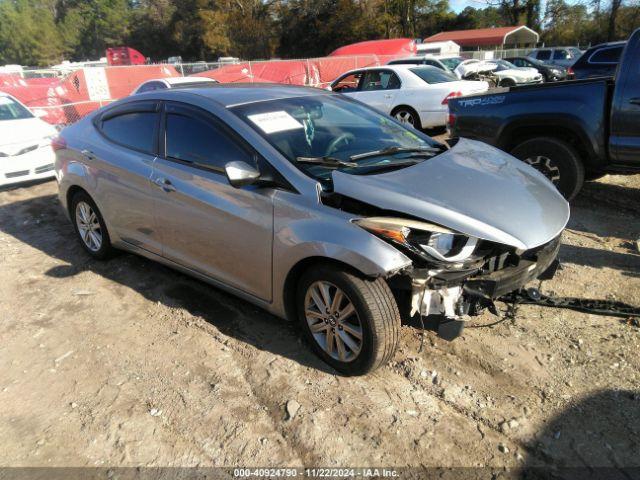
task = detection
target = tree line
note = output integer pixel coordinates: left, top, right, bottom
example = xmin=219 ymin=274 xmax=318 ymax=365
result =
xmin=0 ymin=0 xmax=638 ymax=67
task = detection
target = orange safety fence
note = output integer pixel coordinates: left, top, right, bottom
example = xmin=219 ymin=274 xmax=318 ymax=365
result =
xmin=3 ymin=54 xmax=408 ymax=127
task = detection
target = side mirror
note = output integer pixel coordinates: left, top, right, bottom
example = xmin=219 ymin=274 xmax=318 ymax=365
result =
xmin=224 ymin=161 xmax=260 ymax=188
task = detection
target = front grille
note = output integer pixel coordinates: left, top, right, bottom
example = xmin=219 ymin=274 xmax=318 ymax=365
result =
xmin=0 ymin=144 xmax=39 ymax=157
xmin=15 ymin=144 xmax=39 ymax=156
xmin=480 ymin=235 xmax=561 ymax=274
xmin=5 ymin=170 xmax=29 ymax=178
xmin=35 ymin=164 xmax=54 ymax=174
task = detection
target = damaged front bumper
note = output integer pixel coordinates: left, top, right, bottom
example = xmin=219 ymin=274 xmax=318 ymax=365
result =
xmin=394 ymin=236 xmax=562 ymax=340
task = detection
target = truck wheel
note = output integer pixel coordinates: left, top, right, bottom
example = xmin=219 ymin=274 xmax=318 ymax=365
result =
xmin=511 ymin=137 xmax=585 ymax=200
xmin=297 ymin=264 xmax=401 ymax=376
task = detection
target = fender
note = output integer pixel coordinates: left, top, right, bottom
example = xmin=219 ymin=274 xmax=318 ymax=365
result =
xmin=269 ymin=193 xmax=412 ymax=317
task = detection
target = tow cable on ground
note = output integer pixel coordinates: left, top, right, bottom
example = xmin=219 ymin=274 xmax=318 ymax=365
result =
xmin=466 ymin=287 xmax=640 ymax=330
xmin=501 ymin=287 xmax=640 ymax=319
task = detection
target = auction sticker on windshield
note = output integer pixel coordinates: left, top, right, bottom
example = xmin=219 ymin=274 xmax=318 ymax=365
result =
xmin=248 ymin=111 xmax=304 ymax=134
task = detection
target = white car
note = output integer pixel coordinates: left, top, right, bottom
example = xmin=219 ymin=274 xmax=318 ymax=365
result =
xmin=330 ymin=65 xmax=488 ymax=129
xmin=455 ymin=59 xmax=543 ymax=86
xmin=0 ymin=92 xmax=57 ymax=187
xmin=132 ymin=76 xmax=218 ymax=95
xmin=387 ymin=55 xmax=464 ymax=73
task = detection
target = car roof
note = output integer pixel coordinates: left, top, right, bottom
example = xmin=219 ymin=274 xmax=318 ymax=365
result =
xmin=392 ymin=54 xmax=459 ymax=60
xmin=153 ymin=83 xmax=333 ymax=108
xmin=163 ymin=76 xmax=218 ymax=86
xmin=588 ymin=40 xmax=626 ymax=50
xmin=349 ymin=64 xmax=441 ymax=72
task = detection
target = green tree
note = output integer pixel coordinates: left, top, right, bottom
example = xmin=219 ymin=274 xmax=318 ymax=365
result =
xmin=0 ymin=0 xmax=64 ymax=66
xmin=56 ymin=0 xmax=132 ymax=60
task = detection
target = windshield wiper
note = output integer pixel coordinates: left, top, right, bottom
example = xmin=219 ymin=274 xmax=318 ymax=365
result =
xmin=296 ymin=156 xmax=358 ymax=168
xmin=349 ymin=145 xmax=442 ymax=161
xmin=358 ymin=159 xmax=423 ymax=173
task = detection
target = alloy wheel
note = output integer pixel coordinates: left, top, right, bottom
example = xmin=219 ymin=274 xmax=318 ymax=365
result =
xmin=524 ymin=155 xmax=561 ymax=185
xmin=394 ymin=110 xmax=415 ymax=126
xmin=75 ymin=201 xmax=102 ymax=252
xmin=304 ymin=281 xmax=363 ymax=363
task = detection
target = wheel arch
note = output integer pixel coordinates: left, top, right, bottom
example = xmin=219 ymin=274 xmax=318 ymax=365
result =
xmin=282 ymin=256 xmax=382 ymax=323
xmin=501 ymin=123 xmax=595 ymax=170
xmin=66 ymin=185 xmax=89 ymax=217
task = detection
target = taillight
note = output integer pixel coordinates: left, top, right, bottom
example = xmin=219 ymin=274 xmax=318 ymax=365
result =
xmin=567 ymin=67 xmax=574 ymax=78
xmin=51 ymin=136 xmax=67 ymax=152
xmin=441 ymin=91 xmax=462 ymax=105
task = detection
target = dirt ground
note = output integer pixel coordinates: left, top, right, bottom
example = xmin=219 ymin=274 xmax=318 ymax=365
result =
xmin=0 ymin=168 xmax=639 ymax=475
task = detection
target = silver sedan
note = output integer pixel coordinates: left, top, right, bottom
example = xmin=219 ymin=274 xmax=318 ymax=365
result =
xmin=54 ymin=85 xmax=569 ymax=375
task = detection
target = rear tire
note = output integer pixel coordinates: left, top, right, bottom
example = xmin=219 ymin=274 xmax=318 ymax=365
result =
xmin=510 ymin=137 xmax=585 ymax=200
xmin=391 ymin=106 xmax=422 ymax=130
xmin=297 ymin=264 xmax=401 ymax=376
xmin=70 ymin=191 xmax=114 ymax=260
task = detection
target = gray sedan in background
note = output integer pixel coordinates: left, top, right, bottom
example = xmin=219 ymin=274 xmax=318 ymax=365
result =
xmin=53 ymin=85 xmax=569 ymax=375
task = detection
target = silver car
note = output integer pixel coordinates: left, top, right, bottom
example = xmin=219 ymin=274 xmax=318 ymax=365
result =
xmin=54 ymin=85 xmax=569 ymax=375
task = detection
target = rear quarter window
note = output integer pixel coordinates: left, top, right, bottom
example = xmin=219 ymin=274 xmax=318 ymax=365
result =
xmin=589 ymin=46 xmax=623 ymax=64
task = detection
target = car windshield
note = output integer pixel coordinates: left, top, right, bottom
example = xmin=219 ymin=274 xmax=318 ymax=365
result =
xmin=410 ymin=67 xmax=457 ymax=84
xmin=0 ymin=96 xmax=33 ymax=121
xmin=494 ymin=60 xmax=517 ymax=70
xmin=231 ymin=94 xmax=442 ymax=182
xmin=439 ymin=57 xmax=463 ymax=70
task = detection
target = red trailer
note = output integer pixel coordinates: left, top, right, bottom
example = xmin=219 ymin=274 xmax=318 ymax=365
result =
xmin=329 ymin=38 xmax=417 ymax=57
xmin=106 ymin=47 xmax=147 ymax=66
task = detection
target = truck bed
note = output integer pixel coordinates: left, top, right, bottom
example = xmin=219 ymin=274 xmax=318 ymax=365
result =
xmin=448 ymin=78 xmax=612 ymax=166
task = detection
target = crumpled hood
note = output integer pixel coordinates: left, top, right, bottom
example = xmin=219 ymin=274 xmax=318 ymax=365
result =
xmin=0 ymin=118 xmax=56 ymax=153
xmin=332 ymin=138 xmax=570 ymax=249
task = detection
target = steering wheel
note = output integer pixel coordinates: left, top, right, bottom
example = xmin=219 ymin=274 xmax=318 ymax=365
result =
xmin=326 ymin=133 xmax=355 ymax=156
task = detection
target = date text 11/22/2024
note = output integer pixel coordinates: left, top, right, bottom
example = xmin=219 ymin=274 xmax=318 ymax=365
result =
xmin=233 ymin=468 xmax=400 ymax=477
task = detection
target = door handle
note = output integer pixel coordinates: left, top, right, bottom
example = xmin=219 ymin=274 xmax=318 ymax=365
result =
xmin=629 ymin=98 xmax=640 ymax=106
xmin=153 ymin=177 xmax=176 ymax=192
xmin=384 ymin=94 xmax=393 ymax=99
xmin=81 ymin=149 xmax=95 ymax=160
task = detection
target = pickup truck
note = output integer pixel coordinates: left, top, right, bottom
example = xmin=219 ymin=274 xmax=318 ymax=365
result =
xmin=447 ymin=28 xmax=640 ymax=200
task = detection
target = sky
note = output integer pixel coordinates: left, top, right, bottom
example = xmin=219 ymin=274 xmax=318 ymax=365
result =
xmin=449 ymin=0 xmax=584 ymax=15
xmin=450 ymin=0 xmax=490 ymax=13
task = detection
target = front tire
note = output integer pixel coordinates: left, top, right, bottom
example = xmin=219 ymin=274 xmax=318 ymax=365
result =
xmin=297 ymin=265 xmax=401 ymax=375
xmin=510 ymin=137 xmax=585 ymax=200
xmin=499 ymin=78 xmax=516 ymax=87
xmin=70 ymin=191 xmax=113 ymax=260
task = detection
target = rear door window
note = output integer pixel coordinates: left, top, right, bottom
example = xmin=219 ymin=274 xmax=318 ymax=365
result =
xmin=100 ymin=105 xmax=159 ymax=154
xmin=589 ymin=46 xmax=623 ymax=64
xmin=553 ymin=49 xmax=569 ymax=60
xmin=536 ymin=50 xmax=551 ymax=60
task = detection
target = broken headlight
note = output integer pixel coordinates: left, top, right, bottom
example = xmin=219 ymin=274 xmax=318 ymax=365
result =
xmin=353 ymin=217 xmax=481 ymax=265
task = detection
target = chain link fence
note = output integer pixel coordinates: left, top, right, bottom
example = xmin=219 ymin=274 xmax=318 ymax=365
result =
xmin=4 ymin=44 xmax=584 ymax=128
